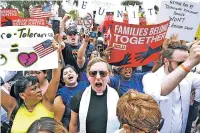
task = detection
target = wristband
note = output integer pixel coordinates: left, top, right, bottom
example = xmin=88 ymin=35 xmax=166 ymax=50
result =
xmin=181 ymin=64 xmax=190 ymax=72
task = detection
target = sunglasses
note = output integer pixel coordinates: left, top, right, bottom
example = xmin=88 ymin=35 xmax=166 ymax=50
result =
xmin=89 ymin=71 xmax=108 ymax=77
xmin=128 ymin=118 xmax=164 ymax=133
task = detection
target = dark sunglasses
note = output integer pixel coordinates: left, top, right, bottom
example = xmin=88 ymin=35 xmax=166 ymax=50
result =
xmin=128 ymin=118 xmax=164 ymax=133
xmin=89 ymin=71 xmax=108 ymax=77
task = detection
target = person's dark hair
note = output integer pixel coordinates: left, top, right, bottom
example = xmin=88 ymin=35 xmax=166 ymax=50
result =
xmin=27 ymin=117 xmax=67 ymax=133
xmin=60 ymin=65 xmax=79 ymax=87
xmin=162 ymin=43 xmax=188 ymax=64
xmin=13 ymin=76 xmax=39 ymax=105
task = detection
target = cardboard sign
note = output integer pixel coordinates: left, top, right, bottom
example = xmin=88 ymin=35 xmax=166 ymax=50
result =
xmin=157 ymin=0 xmax=200 ymax=41
xmin=108 ymin=20 xmax=170 ymax=67
xmin=0 ymin=26 xmax=58 ymax=70
xmin=1 ymin=9 xmax=19 ymax=27
xmin=195 ymin=25 xmax=200 ymax=38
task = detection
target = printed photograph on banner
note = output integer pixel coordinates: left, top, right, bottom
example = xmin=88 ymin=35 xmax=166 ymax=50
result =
xmin=0 ymin=9 xmax=19 ymax=27
xmin=0 ymin=26 xmax=58 ymax=70
xmin=108 ymin=20 xmax=170 ymax=67
xmin=156 ymin=0 xmax=200 ymax=41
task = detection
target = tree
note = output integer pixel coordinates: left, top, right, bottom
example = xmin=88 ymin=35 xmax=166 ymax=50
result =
xmin=121 ymin=0 xmax=142 ymax=6
xmin=1 ymin=1 xmax=46 ymax=17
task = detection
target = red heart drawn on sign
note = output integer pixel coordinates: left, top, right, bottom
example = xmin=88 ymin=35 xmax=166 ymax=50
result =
xmin=18 ymin=52 xmax=38 ymax=67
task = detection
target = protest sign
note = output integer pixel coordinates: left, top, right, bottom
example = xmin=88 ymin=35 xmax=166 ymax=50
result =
xmin=12 ymin=18 xmax=47 ymax=26
xmin=102 ymin=12 xmax=114 ymax=34
xmin=1 ymin=9 xmax=19 ymax=27
xmin=78 ymin=0 xmax=125 ymax=24
xmin=157 ymin=0 xmax=200 ymax=41
xmin=0 ymin=26 xmax=58 ymax=70
xmin=82 ymin=13 xmax=93 ymax=34
xmin=108 ymin=20 xmax=170 ymax=67
xmin=143 ymin=0 xmax=157 ymax=24
xmin=195 ymin=25 xmax=200 ymax=38
xmin=126 ymin=5 xmax=139 ymax=24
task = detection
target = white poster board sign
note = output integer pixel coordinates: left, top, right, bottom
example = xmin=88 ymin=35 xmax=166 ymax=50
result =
xmin=143 ymin=0 xmax=157 ymax=24
xmin=157 ymin=0 xmax=200 ymax=41
xmin=127 ymin=5 xmax=139 ymax=24
xmin=0 ymin=26 xmax=58 ymax=70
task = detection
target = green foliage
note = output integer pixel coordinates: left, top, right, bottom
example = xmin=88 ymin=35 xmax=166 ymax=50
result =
xmin=18 ymin=11 xmax=24 ymax=18
xmin=2 ymin=1 xmax=47 ymax=17
xmin=121 ymin=0 xmax=142 ymax=6
xmin=68 ymin=10 xmax=78 ymax=20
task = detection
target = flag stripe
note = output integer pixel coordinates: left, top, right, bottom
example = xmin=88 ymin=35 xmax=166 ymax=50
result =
xmin=33 ymin=43 xmax=54 ymax=58
xmin=29 ymin=6 xmax=53 ymax=18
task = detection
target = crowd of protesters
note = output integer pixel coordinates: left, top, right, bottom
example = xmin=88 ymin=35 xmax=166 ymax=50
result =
xmin=1 ymin=12 xmax=200 ymax=133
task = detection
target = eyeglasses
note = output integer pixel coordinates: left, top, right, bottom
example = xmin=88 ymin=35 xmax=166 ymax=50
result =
xmin=89 ymin=71 xmax=108 ymax=77
xmin=127 ymin=118 xmax=164 ymax=133
xmin=168 ymin=59 xmax=184 ymax=66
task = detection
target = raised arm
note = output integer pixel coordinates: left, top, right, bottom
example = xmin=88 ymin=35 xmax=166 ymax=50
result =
xmin=69 ymin=110 xmax=78 ymax=133
xmin=60 ymin=14 xmax=71 ymax=36
xmin=53 ymin=96 xmax=65 ymax=124
xmin=42 ymin=41 xmax=62 ymax=111
xmin=1 ymin=89 xmax=17 ymax=118
xmin=161 ymin=40 xmax=200 ymax=96
xmin=77 ymin=34 xmax=90 ymax=68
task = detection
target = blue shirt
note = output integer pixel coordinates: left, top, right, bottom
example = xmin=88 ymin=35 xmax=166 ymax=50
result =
xmin=110 ymin=73 xmax=146 ymax=94
xmin=56 ymin=81 xmax=89 ymax=128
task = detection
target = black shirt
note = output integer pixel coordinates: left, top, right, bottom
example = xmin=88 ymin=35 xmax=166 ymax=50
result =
xmin=70 ymin=88 xmax=108 ymax=133
xmin=62 ymin=43 xmax=81 ymax=72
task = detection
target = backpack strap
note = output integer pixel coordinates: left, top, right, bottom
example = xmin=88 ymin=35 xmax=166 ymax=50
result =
xmin=8 ymin=105 xmax=19 ymax=127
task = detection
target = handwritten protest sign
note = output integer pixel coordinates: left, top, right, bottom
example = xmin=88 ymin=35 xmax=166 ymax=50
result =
xmin=126 ymin=5 xmax=139 ymax=24
xmin=78 ymin=0 xmax=125 ymax=24
xmin=1 ymin=9 xmax=19 ymax=27
xmin=108 ymin=20 xmax=170 ymax=67
xmin=195 ymin=25 xmax=200 ymax=38
xmin=0 ymin=26 xmax=58 ymax=70
xmin=157 ymin=0 xmax=200 ymax=41
xmin=143 ymin=0 xmax=157 ymax=24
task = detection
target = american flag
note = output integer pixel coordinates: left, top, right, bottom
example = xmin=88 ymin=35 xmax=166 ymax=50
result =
xmin=33 ymin=40 xmax=55 ymax=58
xmin=29 ymin=4 xmax=54 ymax=18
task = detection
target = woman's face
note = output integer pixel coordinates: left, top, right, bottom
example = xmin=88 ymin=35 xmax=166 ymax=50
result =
xmin=62 ymin=67 xmax=78 ymax=86
xmin=20 ymin=82 xmax=42 ymax=105
xmin=87 ymin=62 xmax=110 ymax=93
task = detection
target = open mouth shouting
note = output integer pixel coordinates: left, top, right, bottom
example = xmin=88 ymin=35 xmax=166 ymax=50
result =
xmin=94 ymin=81 xmax=104 ymax=92
xmin=68 ymin=75 xmax=74 ymax=81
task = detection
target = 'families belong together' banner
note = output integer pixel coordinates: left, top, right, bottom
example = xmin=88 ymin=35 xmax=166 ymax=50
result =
xmin=108 ymin=20 xmax=170 ymax=67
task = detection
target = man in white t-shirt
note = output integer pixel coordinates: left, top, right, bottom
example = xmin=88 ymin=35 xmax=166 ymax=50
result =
xmin=142 ymin=41 xmax=200 ymax=133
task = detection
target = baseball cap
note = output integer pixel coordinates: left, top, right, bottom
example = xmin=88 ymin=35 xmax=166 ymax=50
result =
xmin=66 ymin=26 xmax=78 ymax=35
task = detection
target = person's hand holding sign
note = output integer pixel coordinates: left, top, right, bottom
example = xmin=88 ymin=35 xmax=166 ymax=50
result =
xmin=135 ymin=45 xmax=162 ymax=63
